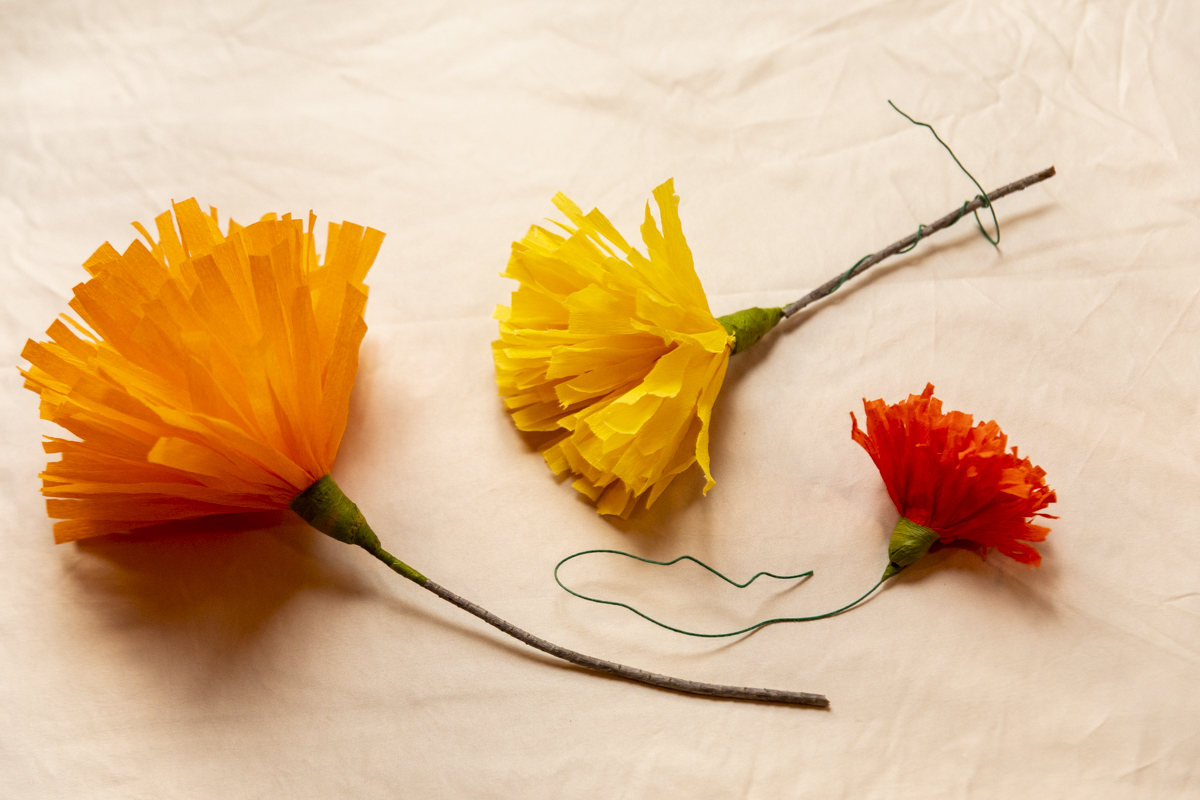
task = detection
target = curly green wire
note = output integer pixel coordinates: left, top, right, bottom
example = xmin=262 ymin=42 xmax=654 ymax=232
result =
xmin=827 ymin=101 xmax=1002 ymax=297
xmin=887 ymin=99 xmax=1000 ymax=246
xmin=555 ymin=549 xmax=885 ymax=638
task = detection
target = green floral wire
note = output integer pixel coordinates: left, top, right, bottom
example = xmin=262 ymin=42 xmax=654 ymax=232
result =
xmin=829 ymin=100 xmax=1001 ymax=295
xmin=888 ymin=99 xmax=1000 ymax=246
xmin=555 ymin=549 xmax=886 ymax=638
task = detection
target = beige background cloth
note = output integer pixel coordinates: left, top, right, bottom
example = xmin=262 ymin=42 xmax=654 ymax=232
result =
xmin=3 ymin=1 xmax=1198 ymax=797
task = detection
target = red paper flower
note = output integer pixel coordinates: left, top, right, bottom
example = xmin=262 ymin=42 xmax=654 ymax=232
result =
xmin=851 ymin=384 xmax=1057 ymax=578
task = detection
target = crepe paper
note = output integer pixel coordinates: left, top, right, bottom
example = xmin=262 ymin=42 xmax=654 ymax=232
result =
xmin=555 ymin=549 xmax=884 ymax=638
xmin=495 ymin=111 xmax=1055 ymax=518
xmin=493 ymin=180 xmax=732 ymax=519
xmin=852 ymin=384 xmax=1058 ymax=578
xmin=22 ymin=204 xmax=828 ymax=708
xmin=881 ymin=518 xmax=940 ymax=581
xmin=20 ymin=200 xmax=376 ymax=541
xmin=716 ymin=306 xmax=784 ymax=355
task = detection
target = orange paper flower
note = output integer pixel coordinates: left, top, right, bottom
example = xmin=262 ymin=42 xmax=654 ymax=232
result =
xmin=851 ymin=384 xmax=1056 ymax=576
xmin=20 ymin=199 xmax=382 ymax=543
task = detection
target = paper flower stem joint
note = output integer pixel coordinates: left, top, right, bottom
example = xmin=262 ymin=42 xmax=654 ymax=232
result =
xmin=882 ymin=517 xmax=939 ymax=580
xmin=717 ymin=306 xmax=783 ymax=355
xmin=291 ymin=476 xmax=426 ymax=585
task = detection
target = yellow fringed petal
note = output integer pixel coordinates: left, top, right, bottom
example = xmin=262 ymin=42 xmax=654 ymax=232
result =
xmin=22 ymin=201 xmax=382 ymax=542
xmin=494 ymin=179 xmax=732 ymax=518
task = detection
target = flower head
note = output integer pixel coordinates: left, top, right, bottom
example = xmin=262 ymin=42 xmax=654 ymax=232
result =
xmin=21 ymin=199 xmax=382 ymax=543
xmin=493 ymin=180 xmax=735 ymax=518
xmin=851 ymin=384 xmax=1057 ymax=577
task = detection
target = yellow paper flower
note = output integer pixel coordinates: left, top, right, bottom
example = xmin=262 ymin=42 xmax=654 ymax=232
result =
xmin=20 ymin=199 xmax=382 ymax=543
xmin=493 ymin=179 xmax=740 ymax=517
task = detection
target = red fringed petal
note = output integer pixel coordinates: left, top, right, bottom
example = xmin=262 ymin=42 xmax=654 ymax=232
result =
xmin=853 ymin=384 xmax=1055 ymax=567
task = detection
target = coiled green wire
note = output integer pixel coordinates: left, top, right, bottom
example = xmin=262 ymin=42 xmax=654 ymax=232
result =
xmin=555 ymin=549 xmax=885 ymax=638
xmin=829 ymin=100 xmax=1001 ymax=295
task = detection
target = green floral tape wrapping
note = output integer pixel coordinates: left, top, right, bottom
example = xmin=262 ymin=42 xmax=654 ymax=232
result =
xmin=883 ymin=517 xmax=939 ymax=580
xmin=291 ymin=475 xmax=381 ymax=548
xmin=291 ymin=475 xmax=428 ymax=585
xmin=717 ymin=306 xmax=783 ymax=355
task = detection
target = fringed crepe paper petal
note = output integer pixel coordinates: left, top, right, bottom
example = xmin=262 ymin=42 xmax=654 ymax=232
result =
xmin=494 ymin=180 xmax=733 ymax=518
xmin=21 ymin=200 xmax=382 ymax=543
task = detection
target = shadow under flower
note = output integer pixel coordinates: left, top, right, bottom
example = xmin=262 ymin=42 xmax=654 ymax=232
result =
xmin=69 ymin=512 xmax=371 ymax=657
xmin=888 ymin=538 xmax=1061 ymax=617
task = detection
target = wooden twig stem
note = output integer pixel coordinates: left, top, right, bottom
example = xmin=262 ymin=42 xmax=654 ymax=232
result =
xmin=420 ymin=578 xmax=829 ymax=707
xmin=781 ymin=166 xmax=1056 ymax=318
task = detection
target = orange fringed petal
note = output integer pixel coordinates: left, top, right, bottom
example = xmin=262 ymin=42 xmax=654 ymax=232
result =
xmin=493 ymin=180 xmax=733 ymax=518
xmin=21 ymin=199 xmax=382 ymax=543
xmin=851 ymin=384 xmax=1057 ymax=567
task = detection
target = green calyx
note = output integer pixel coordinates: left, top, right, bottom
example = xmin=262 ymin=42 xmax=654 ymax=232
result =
xmin=717 ymin=306 xmax=784 ymax=355
xmin=291 ymin=474 xmax=427 ymax=585
xmin=882 ymin=517 xmax=940 ymax=581
xmin=291 ymin=475 xmax=380 ymax=549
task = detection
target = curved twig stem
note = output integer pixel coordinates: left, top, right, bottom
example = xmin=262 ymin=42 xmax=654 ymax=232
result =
xmin=372 ymin=546 xmax=829 ymax=708
xmin=781 ymin=166 xmax=1056 ymax=319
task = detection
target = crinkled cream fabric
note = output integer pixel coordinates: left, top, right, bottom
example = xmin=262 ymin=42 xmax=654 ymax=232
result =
xmin=2 ymin=1 xmax=1198 ymax=798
